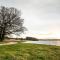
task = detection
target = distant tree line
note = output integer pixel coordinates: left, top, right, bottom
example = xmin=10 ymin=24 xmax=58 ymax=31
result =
xmin=25 ymin=37 xmax=39 ymax=41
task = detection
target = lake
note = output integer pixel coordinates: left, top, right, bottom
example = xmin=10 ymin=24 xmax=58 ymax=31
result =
xmin=23 ymin=40 xmax=60 ymax=46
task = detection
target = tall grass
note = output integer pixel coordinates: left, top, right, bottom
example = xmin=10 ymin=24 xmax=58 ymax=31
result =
xmin=0 ymin=42 xmax=60 ymax=60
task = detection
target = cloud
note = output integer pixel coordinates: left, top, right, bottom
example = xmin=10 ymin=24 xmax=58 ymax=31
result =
xmin=0 ymin=0 xmax=60 ymax=38
xmin=15 ymin=0 xmax=60 ymax=31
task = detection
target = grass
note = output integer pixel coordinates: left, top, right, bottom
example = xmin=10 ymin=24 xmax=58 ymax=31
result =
xmin=0 ymin=42 xmax=60 ymax=60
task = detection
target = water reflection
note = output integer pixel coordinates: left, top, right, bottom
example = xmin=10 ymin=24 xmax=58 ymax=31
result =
xmin=23 ymin=41 xmax=60 ymax=46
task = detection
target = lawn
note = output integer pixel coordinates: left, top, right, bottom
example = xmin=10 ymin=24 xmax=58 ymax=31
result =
xmin=0 ymin=42 xmax=60 ymax=60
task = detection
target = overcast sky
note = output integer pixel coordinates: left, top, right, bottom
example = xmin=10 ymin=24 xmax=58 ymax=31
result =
xmin=0 ymin=0 xmax=60 ymax=38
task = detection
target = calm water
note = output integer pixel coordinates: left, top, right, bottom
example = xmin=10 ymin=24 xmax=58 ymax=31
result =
xmin=23 ymin=40 xmax=60 ymax=46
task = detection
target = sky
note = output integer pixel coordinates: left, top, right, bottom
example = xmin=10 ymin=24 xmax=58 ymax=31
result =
xmin=0 ymin=0 xmax=60 ymax=38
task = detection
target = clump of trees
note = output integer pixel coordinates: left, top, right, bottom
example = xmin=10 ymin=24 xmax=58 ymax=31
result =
xmin=0 ymin=6 xmax=26 ymax=41
xmin=26 ymin=37 xmax=39 ymax=41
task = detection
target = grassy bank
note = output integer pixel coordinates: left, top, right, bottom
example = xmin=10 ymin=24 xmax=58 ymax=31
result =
xmin=0 ymin=42 xmax=60 ymax=60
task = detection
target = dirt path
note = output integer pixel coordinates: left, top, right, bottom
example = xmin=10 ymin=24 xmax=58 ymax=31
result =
xmin=0 ymin=42 xmax=18 ymax=45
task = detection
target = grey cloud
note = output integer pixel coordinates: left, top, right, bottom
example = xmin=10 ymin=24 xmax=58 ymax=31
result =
xmin=0 ymin=0 xmax=60 ymax=35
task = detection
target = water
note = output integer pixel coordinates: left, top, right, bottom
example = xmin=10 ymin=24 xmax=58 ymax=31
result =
xmin=23 ymin=40 xmax=60 ymax=46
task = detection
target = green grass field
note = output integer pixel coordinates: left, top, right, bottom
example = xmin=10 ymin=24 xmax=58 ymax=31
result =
xmin=0 ymin=42 xmax=60 ymax=60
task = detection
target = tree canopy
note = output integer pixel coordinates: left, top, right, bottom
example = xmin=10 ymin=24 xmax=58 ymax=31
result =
xmin=0 ymin=6 xmax=26 ymax=41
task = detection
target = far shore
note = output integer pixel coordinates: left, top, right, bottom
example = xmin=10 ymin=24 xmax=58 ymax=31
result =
xmin=0 ymin=38 xmax=60 ymax=43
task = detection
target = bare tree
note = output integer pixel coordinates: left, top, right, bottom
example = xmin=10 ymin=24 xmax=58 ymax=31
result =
xmin=0 ymin=6 xmax=26 ymax=41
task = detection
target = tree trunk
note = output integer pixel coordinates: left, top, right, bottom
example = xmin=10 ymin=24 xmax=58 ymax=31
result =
xmin=0 ymin=34 xmax=1 ymax=41
xmin=0 ymin=33 xmax=5 ymax=42
xmin=0 ymin=34 xmax=4 ymax=41
xmin=0 ymin=28 xmax=5 ymax=42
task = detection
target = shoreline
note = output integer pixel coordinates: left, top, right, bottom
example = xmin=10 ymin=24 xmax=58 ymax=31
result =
xmin=23 ymin=40 xmax=60 ymax=46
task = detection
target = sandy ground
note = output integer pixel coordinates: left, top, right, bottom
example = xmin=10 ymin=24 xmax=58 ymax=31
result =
xmin=0 ymin=42 xmax=18 ymax=45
